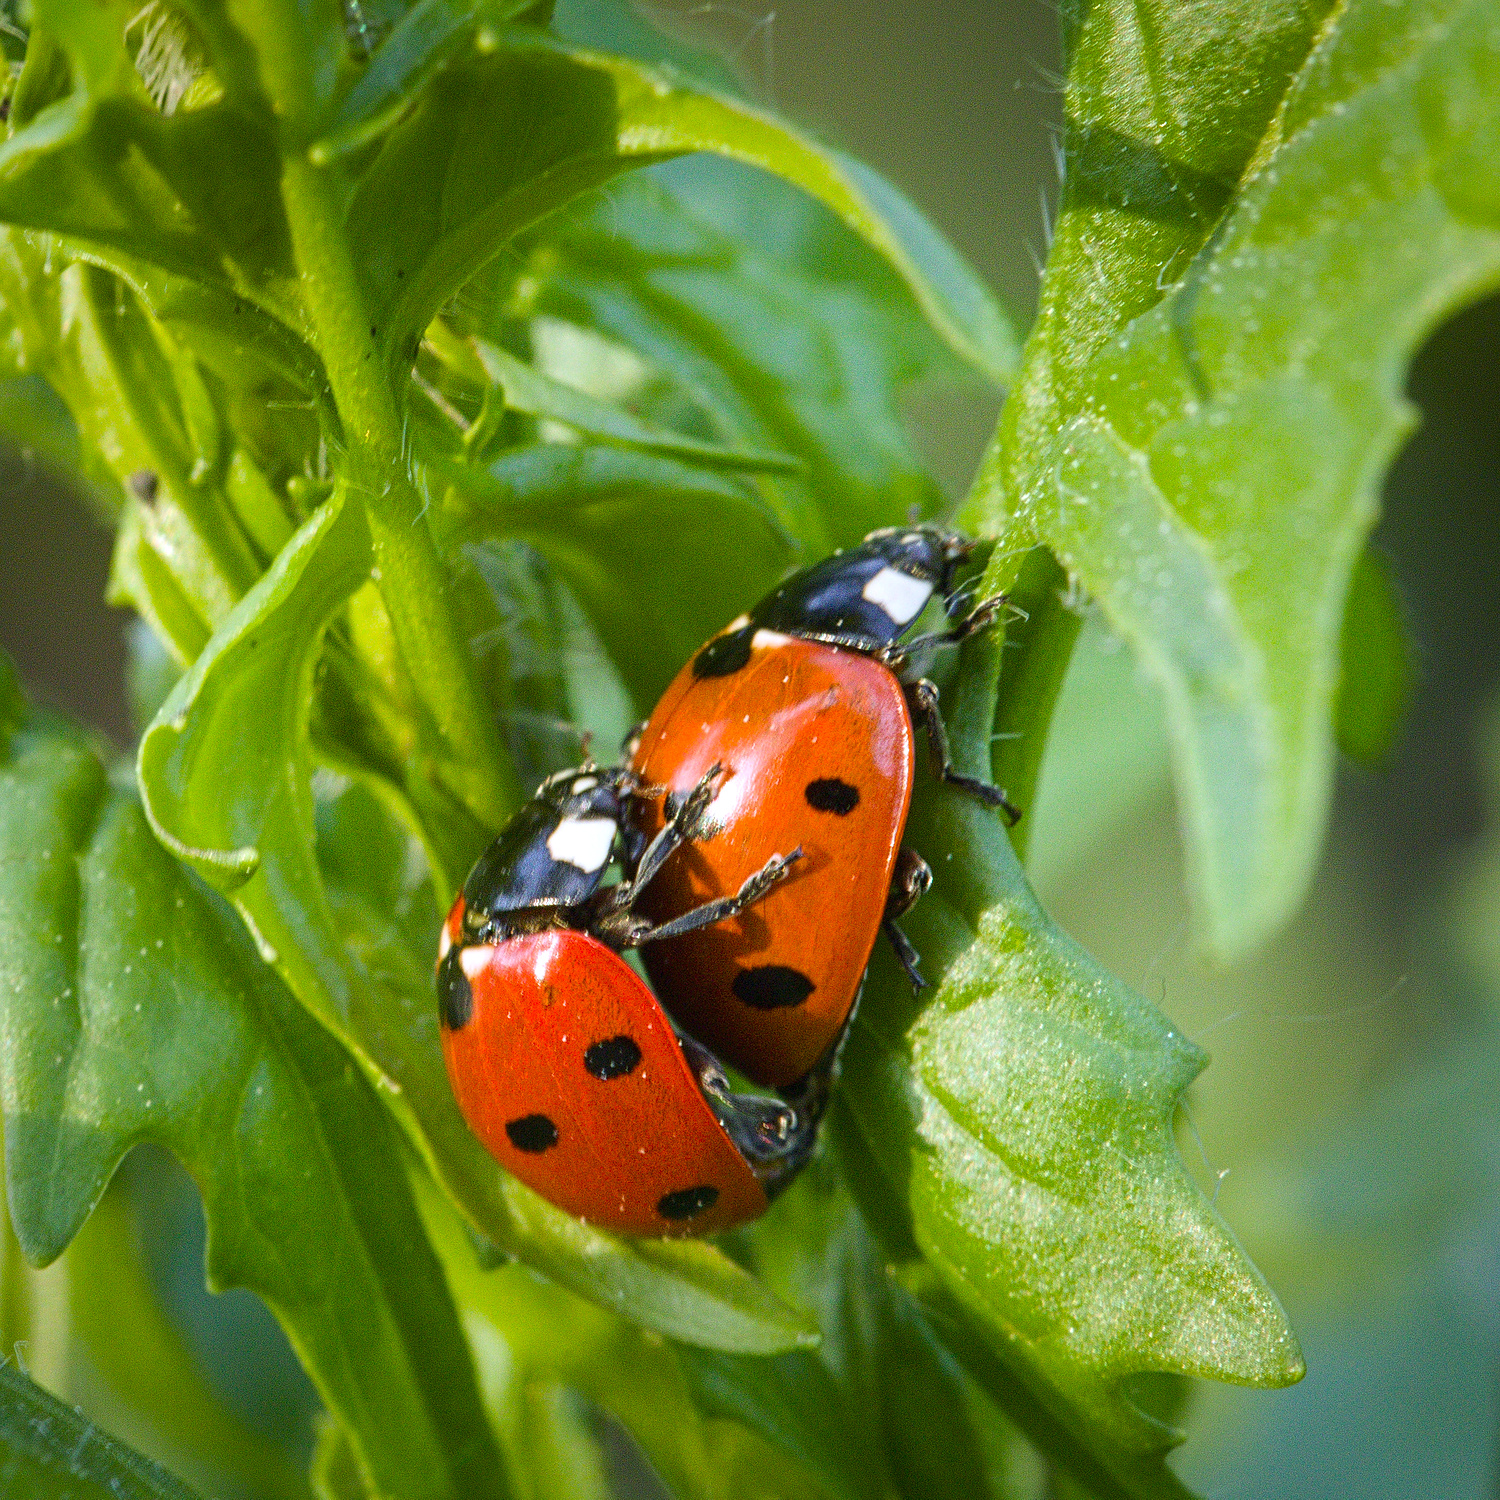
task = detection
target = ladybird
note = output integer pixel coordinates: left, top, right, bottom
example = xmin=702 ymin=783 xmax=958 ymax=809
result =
xmin=627 ymin=525 xmax=1016 ymax=1090
xmin=438 ymin=763 xmax=815 ymax=1237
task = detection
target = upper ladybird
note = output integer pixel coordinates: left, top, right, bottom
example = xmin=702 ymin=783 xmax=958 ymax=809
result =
xmin=627 ymin=525 xmax=1015 ymax=1090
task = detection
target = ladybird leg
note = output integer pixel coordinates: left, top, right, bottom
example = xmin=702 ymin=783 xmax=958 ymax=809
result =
xmin=892 ymin=592 xmax=1012 ymax=658
xmin=906 ymin=678 xmax=1023 ymax=825
xmin=883 ymin=919 xmax=927 ymax=992
xmin=886 ymin=847 xmax=932 ymax=920
xmin=882 ymin=847 xmax=933 ymax=992
xmin=613 ymin=760 xmax=727 ymax=905
xmin=627 ymin=847 xmax=803 ymax=946
xmin=619 ymin=719 xmax=649 ymax=761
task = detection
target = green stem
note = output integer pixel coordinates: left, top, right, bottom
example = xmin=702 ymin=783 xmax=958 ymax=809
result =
xmin=279 ymin=153 xmax=519 ymax=831
xmin=948 ymin=535 xmax=1082 ymax=861
xmin=988 ymin=548 xmax=1082 ymax=860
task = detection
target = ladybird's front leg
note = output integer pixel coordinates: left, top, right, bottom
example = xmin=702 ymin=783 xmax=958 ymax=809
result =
xmin=892 ymin=591 xmax=1013 ymax=662
xmin=625 ymin=846 xmax=803 ymax=947
xmin=588 ymin=762 xmax=750 ymax=945
xmin=615 ymin=760 xmax=727 ymax=905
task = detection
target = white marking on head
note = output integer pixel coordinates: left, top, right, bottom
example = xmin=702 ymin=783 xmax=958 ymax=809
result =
xmin=861 ymin=566 xmax=932 ymax=625
xmin=459 ymin=945 xmax=495 ymax=980
xmin=438 ymin=925 xmax=453 ymax=960
xmin=546 ymin=815 xmax=616 ymax=872
xmin=752 ymin=628 xmax=793 ymax=650
xmin=569 ymin=775 xmax=598 ymax=793
xmin=727 ymin=613 xmax=751 ymax=630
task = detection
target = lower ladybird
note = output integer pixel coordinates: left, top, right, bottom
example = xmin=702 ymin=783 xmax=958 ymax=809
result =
xmin=437 ymin=760 xmax=818 ymax=1237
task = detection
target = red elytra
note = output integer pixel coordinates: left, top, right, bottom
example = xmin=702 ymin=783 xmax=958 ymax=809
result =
xmin=629 ymin=636 xmax=915 ymax=1089
xmin=438 ymin=910 xmax=768 ymax=1237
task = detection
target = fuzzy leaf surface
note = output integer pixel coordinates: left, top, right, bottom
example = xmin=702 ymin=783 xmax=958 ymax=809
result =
xmin=966 ymin=0 xmax=1500 ymax=956
xmin=0 ymin=1364 xmax=203 ymax=1500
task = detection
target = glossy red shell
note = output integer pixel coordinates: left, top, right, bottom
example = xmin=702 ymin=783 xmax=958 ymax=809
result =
xmin=630 ymin=635 xmax=915 ymax=1088
xmin=438 ymin=911 xmax=767 ymax=1237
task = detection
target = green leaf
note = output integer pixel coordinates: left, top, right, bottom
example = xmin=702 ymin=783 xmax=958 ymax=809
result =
xmin=966 ymin=0 xmax=1500 ymax=957
xmin=0 ymin=10 xmax=518 ymax=831
xmin=0 ymin=373 xmax=82 ymax=482
xmin=1335 ymin=545 xmax=1415 ymax=768
xmin=313 ymin=0 xmax=545 ymax=161
xmin=729 ymin=1165 xmax=1018 ymax=1500
xmin=0 ymin=243 xmax=270 ymax=660
xmin=306 ymin=12 xmax=1015 ymax=391
xmin=414 ymin=1168 xmax=823 ymax=1500
xmin=461 ymin=335 xmax=801 ymax=475
xmin=514 ymin=24 xmax=1017 ymax=387
xmin=837 ymin=779 xmax=1302 ymax=1498
xmin=523 ymin=156 xmax=958 ymax=550
xmin=1 ymin=7 xmax=302 ymax=322
xmin=678 ymin=1348 xmax=876 ymax=1500
xmin=311 ymin=1420 xmax=369 ymax=1500
xmin=0 ymin=702 xmax=508 ymax=1500
xmin=436 ymin=444 xmax=794 ymax=708
xmin=548 ymin=0 xmax=744 ymax=95
xmin=0 ymin=1363 xmax=203 ymax=1500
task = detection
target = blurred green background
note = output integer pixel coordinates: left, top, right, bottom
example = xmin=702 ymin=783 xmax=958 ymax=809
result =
xmin=2 ymin=1 xmax=1498 ymax=1495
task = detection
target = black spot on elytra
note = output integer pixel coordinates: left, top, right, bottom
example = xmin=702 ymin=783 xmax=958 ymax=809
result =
xmin=805 ymin=777 xmax=860 ymax=815
xmin=692 ymin=625 xmax=753 ymax=679
xmin=584 ymin=1035 xmax=643 ymax=1080
xmin=438 ymin=947 xmax=473 ymax=1030
xmin=658 ymin=1184 xmax=719 ymax=1220
xmin=505 ymin=1114 xmax=559 ymax=1153
xmin=732 ymin=965 xmax=815 ymax=1010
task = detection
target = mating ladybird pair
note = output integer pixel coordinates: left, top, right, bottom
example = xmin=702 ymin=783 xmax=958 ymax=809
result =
xmin=438 ymin=525 xmax=1016 ymax=1236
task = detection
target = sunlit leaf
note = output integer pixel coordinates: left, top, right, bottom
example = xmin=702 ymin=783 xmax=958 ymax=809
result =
xmin=965 ymin=0 xmax=1500 ymax=957
xmin=522 ymin=156 xmax=960 ymax=551
xmin=462 ymin=335 xmax=801 ymax=474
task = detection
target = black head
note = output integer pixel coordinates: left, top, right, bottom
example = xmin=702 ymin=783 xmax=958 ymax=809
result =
xmin=860 ymin=525 xmax=978 ymax=596
xmin=704 ymin=524 xmax=977 ymax=662
xmin=460 ymin=765 xmax=637 ymax=934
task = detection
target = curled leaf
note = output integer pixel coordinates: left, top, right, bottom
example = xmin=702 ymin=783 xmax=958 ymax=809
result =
xmin=838 ymin=780 xmax=1302 ymax=1497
